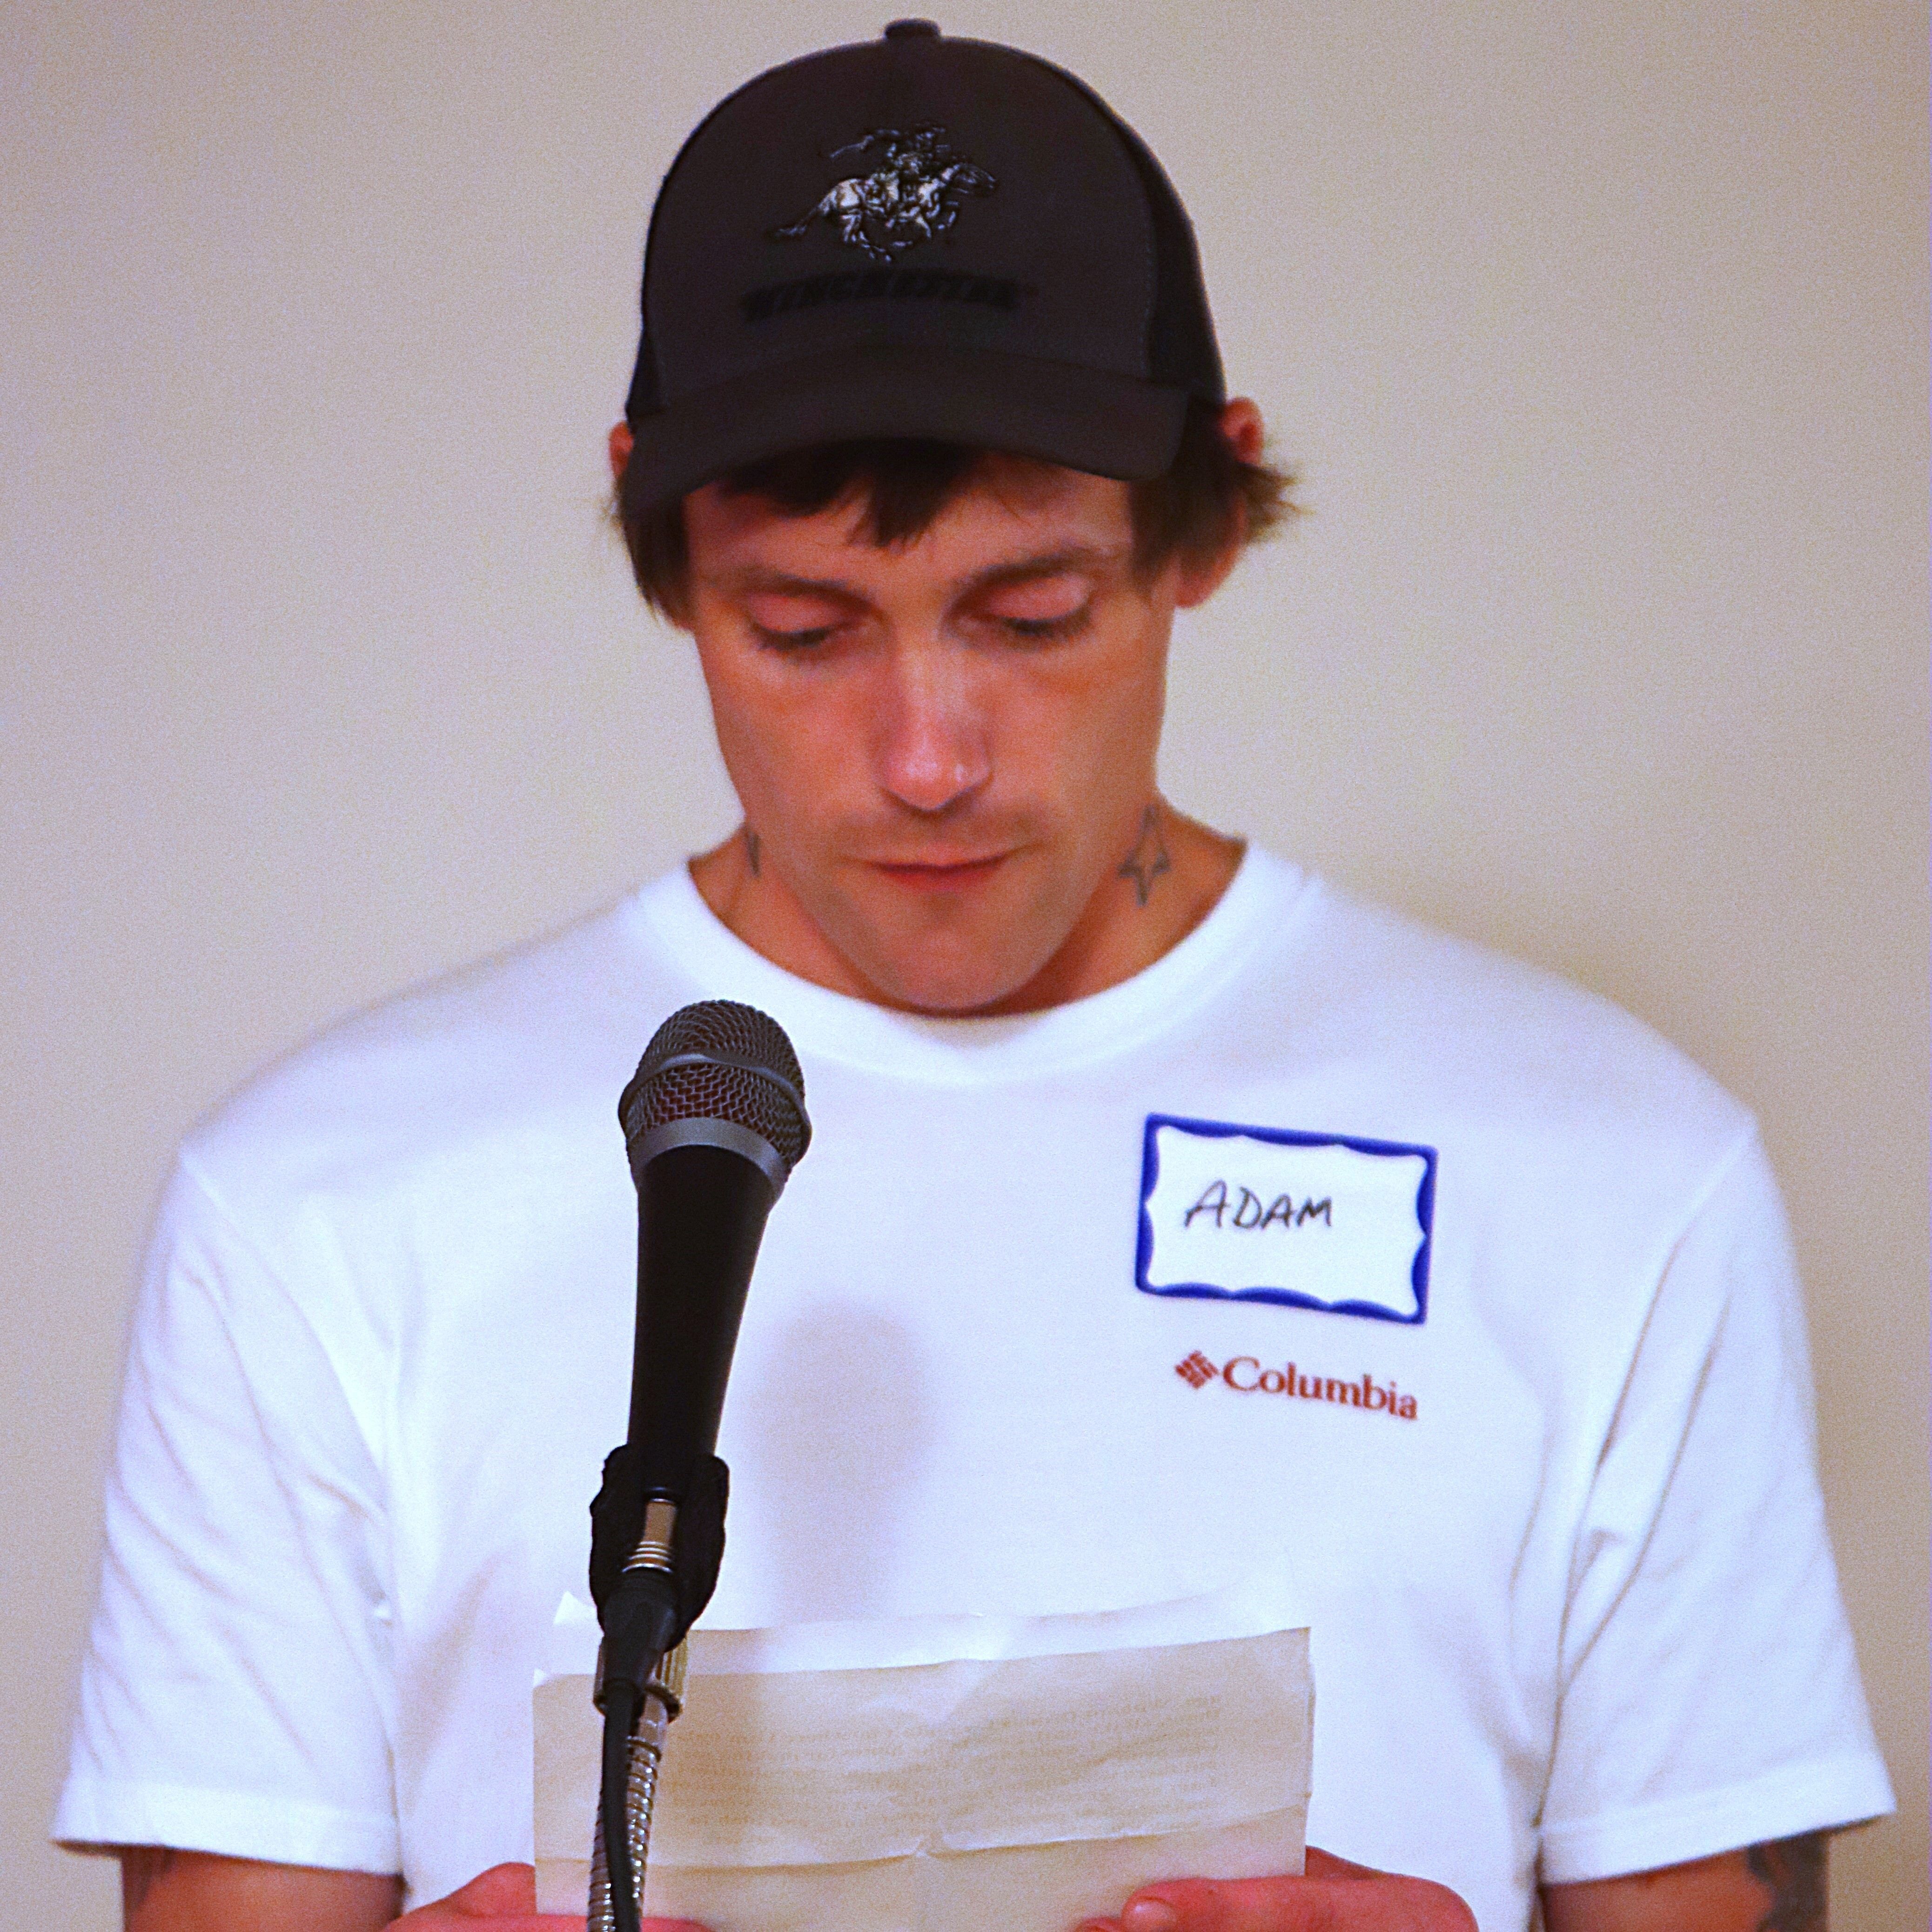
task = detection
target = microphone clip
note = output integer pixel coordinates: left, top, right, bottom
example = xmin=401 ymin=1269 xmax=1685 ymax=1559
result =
xmin=588 ymin=1447 xmax=730 ymax=1707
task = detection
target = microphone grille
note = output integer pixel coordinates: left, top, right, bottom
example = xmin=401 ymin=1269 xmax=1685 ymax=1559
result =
xmin=619 ymin=1000 xmax=811 ymax=1176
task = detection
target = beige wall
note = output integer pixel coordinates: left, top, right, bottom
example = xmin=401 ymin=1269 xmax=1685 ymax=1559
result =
xmin=5 ymin=2 xmax=1924 ymax=1925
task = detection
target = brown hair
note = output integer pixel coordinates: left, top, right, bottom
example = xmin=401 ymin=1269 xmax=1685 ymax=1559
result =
xmin=614 ymin=397 xmax=1295 ymax=623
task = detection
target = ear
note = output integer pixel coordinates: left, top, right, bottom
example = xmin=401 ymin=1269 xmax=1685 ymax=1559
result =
xmin=1172 ymin=397 xmax=1267 ymax=608
xmin=1219 ymin=396 xmax=1264 ymax=466
xmin=608 ymin=420 xmax=634 ymax=488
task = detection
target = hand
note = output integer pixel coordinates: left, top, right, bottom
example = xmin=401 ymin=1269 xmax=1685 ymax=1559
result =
xmin=389 ymin=1862 xmax=710 ymax=1931
xmin=1075 ymin=1848 xmax=1478 ymax=1932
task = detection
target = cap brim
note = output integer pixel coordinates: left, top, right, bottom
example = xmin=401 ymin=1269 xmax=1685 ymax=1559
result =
xmin=623 ymin=344 xmax=1191 ymax=511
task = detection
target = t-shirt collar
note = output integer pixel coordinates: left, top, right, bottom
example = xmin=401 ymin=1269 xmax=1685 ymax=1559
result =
xmin=624 ymin=845 xmax=1308 ymax=1084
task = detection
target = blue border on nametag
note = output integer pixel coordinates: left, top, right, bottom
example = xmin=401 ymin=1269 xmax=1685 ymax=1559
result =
xmin=1135 ymin=1114 xmax=1437 ymax=1324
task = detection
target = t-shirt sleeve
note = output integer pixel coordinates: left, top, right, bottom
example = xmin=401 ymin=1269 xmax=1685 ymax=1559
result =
xmin=54 ymin=1156 xmax=402 ymax=1872
xmin=1537 ymin=1129 xmax=1894 ymax=1883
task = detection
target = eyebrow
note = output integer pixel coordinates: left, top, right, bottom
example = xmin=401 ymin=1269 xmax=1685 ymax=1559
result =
xmin=701 ymin=544 xmax=1131 ymax=604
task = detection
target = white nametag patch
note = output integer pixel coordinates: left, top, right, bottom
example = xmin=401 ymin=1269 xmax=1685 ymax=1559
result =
xmin=1137 ymin=1115 xmax=1436 ymax=1323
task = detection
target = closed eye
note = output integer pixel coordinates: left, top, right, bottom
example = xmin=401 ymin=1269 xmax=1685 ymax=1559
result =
xmin=751 ymin=622 xmax=840 ymax=651
xmin=995 ymin=604 xmax=1091 ymax=643
xmin=975 ymin=569 xmax=1094 ymax=644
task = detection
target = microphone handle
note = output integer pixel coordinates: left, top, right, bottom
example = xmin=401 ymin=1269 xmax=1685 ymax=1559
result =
xmin=627 ymin=1142 xmax=774 ymax=1490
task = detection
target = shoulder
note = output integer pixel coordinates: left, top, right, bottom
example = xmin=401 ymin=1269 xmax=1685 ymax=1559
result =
xmin=1238 ymin=859 xmax=1756 ymax=1201
xmin=175 ymin=888 xmax=681 ymax=1238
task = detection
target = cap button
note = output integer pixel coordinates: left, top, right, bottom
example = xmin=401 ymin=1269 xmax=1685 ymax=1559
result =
xmin=883 ymin=19 xmax=940 ymax=37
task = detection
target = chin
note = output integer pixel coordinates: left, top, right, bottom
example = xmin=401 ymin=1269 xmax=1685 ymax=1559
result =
xmin=811 ymin=877 xmax=1077 ymax=1015
xmin=872 ymin=967 xmax=1026 ymax=1017
xmin=859 ymin=940 xmax=1049 ymax=1017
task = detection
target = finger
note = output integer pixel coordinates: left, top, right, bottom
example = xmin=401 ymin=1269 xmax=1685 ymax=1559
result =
xmin=1300 ymin=1849 xmax=1380 ymax=1884
xmin=407 ymin=1859 xmax=655 ymax=1928
xmin=447 ymin=1919 xmax=585 ymax=1930
xmin=441 ymin=1864 xmax=540 ymax=1915
xmin=1122 ymin=1879 xmax=1301 ymax=1931
xmin=1123 ymin=1872 xmax=1477 ymax=1932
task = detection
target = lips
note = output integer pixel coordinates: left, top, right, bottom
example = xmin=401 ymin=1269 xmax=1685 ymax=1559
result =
xmin=869 ymin=852 xmax=1010 ymax=888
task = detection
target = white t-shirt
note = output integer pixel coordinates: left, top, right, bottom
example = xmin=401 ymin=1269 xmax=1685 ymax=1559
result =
xmin=57 ymin=852 xmax=1892 ymax=1928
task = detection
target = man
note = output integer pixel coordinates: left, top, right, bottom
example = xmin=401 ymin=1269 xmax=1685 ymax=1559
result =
xmin=60 ymin=22 xmax=1889 ymax=1932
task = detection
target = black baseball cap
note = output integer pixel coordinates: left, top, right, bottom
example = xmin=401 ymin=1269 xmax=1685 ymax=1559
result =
xmin=621 ymin=20 xmax=1226 ymax=511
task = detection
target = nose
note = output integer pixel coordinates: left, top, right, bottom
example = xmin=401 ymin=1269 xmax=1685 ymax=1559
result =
xmin=873 ymin=641 xmax=990 ymax=815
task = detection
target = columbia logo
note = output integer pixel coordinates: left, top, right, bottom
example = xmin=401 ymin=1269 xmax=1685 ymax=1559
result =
xmin=1171 ymin=1349 xmax=1419 ymax=1419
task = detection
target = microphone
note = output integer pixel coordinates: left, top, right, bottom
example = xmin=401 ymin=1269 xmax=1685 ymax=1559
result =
xmin=589 ymin=1000 xmax=810 ymax=1932
xmin=617 ymin=1000 xmax=811 ymax=1505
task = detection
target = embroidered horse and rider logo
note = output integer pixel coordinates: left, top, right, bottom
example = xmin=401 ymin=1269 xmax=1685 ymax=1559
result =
xmin=771 ymin=126 xmax=996 ymax=262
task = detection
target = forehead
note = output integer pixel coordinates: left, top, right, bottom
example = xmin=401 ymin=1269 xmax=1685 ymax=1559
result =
xmin=683 ymin=457 xmax=1137 ymax=590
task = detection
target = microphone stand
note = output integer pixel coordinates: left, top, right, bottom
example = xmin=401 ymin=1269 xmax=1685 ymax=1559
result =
xmin=588 ymin=1654 xmax=683 ymax=1932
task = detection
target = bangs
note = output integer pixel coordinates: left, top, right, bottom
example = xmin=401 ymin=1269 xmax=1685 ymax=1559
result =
xmin=614 ymin=399 xmax=1295 ymax=622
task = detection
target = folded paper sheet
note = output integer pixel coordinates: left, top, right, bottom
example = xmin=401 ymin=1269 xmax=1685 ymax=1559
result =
xmin=534 ymin=1576 xmax=1311 ymax=1932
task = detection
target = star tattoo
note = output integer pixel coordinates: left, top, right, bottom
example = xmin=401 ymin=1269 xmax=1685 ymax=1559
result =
xmin=1118 ymin=805 xmax=1171 ymax=907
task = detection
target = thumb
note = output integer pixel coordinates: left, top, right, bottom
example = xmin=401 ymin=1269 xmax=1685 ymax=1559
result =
xmin=440 ymin=1865 xmax=542 ymax=1916
xmin=1119 ymin=1879 xmax=1307 ymax=1931
xmin=1120 ymin=1865 xmax=1477 ymax=1932
xmin=1300 ymin=1849 xmax=1389 ymax=1884
xmin=417 ymin=1859 xmax=710 ymax=1929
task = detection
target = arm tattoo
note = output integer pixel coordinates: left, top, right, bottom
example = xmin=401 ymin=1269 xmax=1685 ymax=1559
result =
xmin=1118 ymin=805 xmax=1172 ymax=907
xmin=1747 ymin=1833 xmax=1827 ymax=1932
xmin=121 ymin=1846 xmax=175 ymax=1921
xmin=745 ymin=828 xmax=761 ymax=877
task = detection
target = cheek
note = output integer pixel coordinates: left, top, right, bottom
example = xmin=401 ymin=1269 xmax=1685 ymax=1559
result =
xmin=701 ymin=659 xmax=871 ymax=827
xmin=1023 ymin=636 xmax=1168 ymax=787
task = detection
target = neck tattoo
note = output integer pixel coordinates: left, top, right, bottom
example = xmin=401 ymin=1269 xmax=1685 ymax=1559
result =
xmin=1118 ymin=805 xmax=1172 ymax=908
